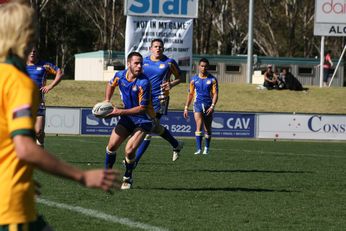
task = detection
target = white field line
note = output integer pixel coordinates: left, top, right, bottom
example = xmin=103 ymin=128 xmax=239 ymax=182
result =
xmin=37 ymin=198 xmax=169 ymax=231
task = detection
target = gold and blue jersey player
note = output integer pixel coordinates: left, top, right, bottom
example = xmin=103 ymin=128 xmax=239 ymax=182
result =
xmin=26 ymin=47 xmax=63 ymax=147
xmin=103 ymin=52 xmax=155 ymax=190
xmin=135 ymin=38 xmax=184 ymax=165
xmin=183 ymin=58 xmax=219 ymax=155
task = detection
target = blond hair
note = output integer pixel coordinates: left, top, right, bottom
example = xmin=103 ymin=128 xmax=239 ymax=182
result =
xmin=0 ymin=2 xmax=37 ymax=62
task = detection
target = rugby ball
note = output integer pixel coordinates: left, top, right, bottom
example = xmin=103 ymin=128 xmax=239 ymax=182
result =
xmin=92 ymin=101 xmax=114 ymax=117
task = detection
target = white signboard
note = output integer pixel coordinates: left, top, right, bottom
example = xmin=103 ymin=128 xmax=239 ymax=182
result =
xmin=45 ymin=108 xmax=81 ymax=134
xmin=314 ymin=0 xmax=346 ymax=36
xmin=124 ymin=0 xmax=199 ymax=18
xmin=258 ymin=114 xmax=346 ymax=140
xmin=125 ymin=16 xmax=193 ymax=71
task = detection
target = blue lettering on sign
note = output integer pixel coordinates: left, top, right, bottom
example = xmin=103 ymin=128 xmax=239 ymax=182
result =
xmin=308 ymin=115 xmax=321 ymax=132
xmin=129 ymin=0 xmax=150 ymax=13
xmin=226 ymin=118 xmax=250 ymax=129
xmin=81 ymin=109 xmax=255 ymax=138
xmin=81 ymin=109 xmax=119 ymax=135
xmin=308 ymin=115 xmax=346 ymax=133
xmin=160 ymin=111 xmax=255 ymax=138
xmin=129 ymin=0 xmax=189 ymax=16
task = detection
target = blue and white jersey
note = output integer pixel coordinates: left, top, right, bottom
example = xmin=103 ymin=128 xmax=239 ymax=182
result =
xmin=188 ymin=73 xmax=218 ymax=106
xmin=143 ymin=55 xmax=181 ymax=112
xmin=26 ymin=61 xmax=60 ymax=89
xmin=26 ymin=60 xmax=60 ymax=110
xmin=109 ymin=70 xmax=155 ymax=123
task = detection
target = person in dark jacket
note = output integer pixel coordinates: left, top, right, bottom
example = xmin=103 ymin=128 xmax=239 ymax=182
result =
xmin=279 ymin=67 xmax=304 ymax=91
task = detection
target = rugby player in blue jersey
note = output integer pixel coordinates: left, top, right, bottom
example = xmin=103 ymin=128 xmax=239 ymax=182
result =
xmin=26 ymin=47 xmax=63 ymax=147
xmin=103 ymin=52 xmax=155 ymax=189
xmin=183 ymin=58 xmax=219 ymax=155
xmin=135 ymin=38 xmax=184 ymax=164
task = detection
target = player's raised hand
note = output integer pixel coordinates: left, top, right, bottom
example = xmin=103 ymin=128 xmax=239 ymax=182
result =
xmin=206 ymin=107 xmax=214 ymax=116
xmin=81 ymin=169 xmax=121 ymax=192
xmin=41 ymin=85 xmax=53 ymax=93
xmin=160 ymin=81 xmax=171 ymax=91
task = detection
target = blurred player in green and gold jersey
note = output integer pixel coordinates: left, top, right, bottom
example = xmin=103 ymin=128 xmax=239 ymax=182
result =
xmin=0 ymin=2 xmax=121 ymax=230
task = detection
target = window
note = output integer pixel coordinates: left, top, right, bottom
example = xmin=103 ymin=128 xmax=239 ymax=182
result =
xmin=225 ymin=65 xmax=241 ymax=73
xmin=114 ymin=64 xmax=125 ymax=70
xmin=208 ymin=64 xmax=218 ymax=72
xmin=298 ymin=67 xmax=313 ymax=76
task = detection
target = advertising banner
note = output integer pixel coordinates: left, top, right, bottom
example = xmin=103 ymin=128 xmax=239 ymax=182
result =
xmin=125 ymin=16 xmax=193 ymax=71
xmin=45 ymin=107 xmax=80 ymax=134
xmin=314 ymin=0 xmax=346 ymax=36
xmin=258 ymin=114 xmax=346 ymax=140
xmin=124 ymin=0 xmax=199 ymax=18
xmin=160 ymin=111 xmax=255 ymax=138
xmin=81 ymin=109 xmax=119 ymax=135
xmin=80 ymin=109 xmax=255 ymax=138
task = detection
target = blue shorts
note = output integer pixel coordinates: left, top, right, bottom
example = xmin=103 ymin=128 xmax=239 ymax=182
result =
xmin=37 ymin=93 xmax=46 ymax=117
xmin=152 ymin=96 xmax=169 ymax=116
xmin=193 ymin=102 xmax=212 ymax=114
xmin=37 ymin=103 xmax=46 ymax=117
xmin=117 ymin=116 xmax=153 ymax=134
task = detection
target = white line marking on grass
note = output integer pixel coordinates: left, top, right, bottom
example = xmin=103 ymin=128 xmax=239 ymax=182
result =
xmin=37 ymin=198 xmax=169 ymax=231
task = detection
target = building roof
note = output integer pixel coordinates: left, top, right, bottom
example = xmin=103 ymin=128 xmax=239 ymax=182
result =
xmin=74 ymin=50 xmax=330 ymax=65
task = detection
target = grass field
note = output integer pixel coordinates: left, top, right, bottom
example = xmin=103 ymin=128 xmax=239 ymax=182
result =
xmin=36 ymin=136 xmax=346 ymax=231
xmin=46 ymin=80 xmax=346 ymax=114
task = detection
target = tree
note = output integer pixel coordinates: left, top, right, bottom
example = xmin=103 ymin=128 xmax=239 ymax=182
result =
xmin=72 ymin=0 xmax=125 ymax=50
xmin=31 ymin=0 xmax=344 ymax=78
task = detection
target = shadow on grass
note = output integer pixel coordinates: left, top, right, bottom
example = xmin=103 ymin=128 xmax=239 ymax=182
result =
xmin=139 ymin=187 xmax=298 ymax=193
xmin=199 ymin=169 xmax=313 ymax=174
